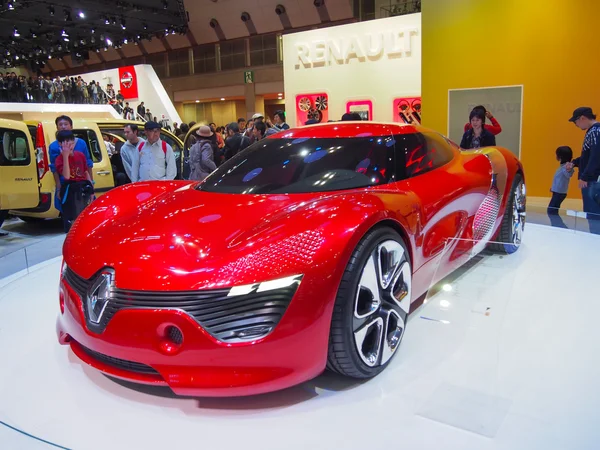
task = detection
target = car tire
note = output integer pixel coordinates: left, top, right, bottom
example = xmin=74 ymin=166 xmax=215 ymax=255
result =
xmin=489 ymin=173 xmax=526 ymax=254
xmin=327 ymin=227 xmax=411 ymax=378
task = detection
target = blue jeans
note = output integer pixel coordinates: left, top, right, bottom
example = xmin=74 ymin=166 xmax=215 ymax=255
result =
xmin=582 ymin=181 xmax=600 ymax=234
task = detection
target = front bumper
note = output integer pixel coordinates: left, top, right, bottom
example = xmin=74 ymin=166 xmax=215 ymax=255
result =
xmin=56 ymin=275 xmax=334 ymax=397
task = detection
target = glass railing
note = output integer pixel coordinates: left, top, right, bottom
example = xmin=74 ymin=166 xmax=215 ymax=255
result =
xmin=0 ymin=234 xmax=65 ymax=288
xmin=526 ymin=204 xmax=600 ymax=235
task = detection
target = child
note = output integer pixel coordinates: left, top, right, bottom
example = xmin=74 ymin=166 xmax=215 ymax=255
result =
xmin=548 ymin=146 xmax=574 ymax=216
xmin=55 ymin=130 xmax=94 ymax=232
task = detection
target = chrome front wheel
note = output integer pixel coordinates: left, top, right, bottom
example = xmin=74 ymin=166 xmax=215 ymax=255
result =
xmin=328 ymin=228 xmax=411 ymax=378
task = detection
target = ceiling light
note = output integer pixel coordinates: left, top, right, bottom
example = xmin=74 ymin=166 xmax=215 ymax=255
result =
xmin=143 ymin=23 xmax=148 ymax=30
xmin=163 ymin=0 xmax=169 ymax=9
xmin=7 ymin=1 xmax=14 ymax=10
xmin=106 ymin=38 xmax=113 ymax=46
xmin=91 ymin=28 xmax=95 ymax=34
xmin=78 ymin=11 xmax=85 ymax=19
xmin=13 ymin=27 xmax=20 ymax=37
xmin=121 ymin=19 xmax=126 ymax=30
xmin=49 ymin=6 xmax=54 ymax=16
xmin=15 ymin=55 xmax=19 ymax=60
xmin=195 ymin=100 xmax=200 ymax=103
xmin=64 ymin=10 xmax=72 ymax=22
xmin=61 ymin=29 xmax=68 ymax=37
xmin=104 ymin=17 xmax=110 ymax=25
xmin=220 ymin=98 xmax=225 ymax=101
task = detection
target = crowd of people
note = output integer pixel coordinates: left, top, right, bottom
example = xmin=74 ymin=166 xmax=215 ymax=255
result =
xmin=0 ymin=73 xmax=111 ymax=104
xmin=1 ymin=104 xmax=599 ymax=236
xmin=0 ymin=74 xmax=158 ymax=124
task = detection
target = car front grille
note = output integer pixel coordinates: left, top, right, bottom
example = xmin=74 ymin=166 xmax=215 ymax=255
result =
xmin=63 ymin=267 xmax=300 ymax=342
xmin=77 ymin=342 xmax=160 ymax=376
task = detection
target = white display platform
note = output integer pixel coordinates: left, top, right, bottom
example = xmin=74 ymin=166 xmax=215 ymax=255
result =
xmin=0 ymin=224 xmax=599 ymax=450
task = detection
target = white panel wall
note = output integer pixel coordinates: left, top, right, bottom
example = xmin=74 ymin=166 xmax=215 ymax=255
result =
xmin=75 ymin=64 xmax=182 ymax=125
xmin=283 ymin=13 xmax=421 ymax=126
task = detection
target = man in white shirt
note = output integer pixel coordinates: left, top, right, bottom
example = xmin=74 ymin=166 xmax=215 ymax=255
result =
xmin=120 ymin=124 xmax=144 ymax=182
xmin=137 ymin=121 xmax=177 ymax=181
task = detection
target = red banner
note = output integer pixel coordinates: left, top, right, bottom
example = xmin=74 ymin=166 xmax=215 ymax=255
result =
xmin=118 ymin=66 xmax=138 ymax=100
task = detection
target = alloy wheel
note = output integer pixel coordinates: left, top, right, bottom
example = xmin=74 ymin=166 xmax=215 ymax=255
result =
xmin=353 ymin=240 xmax=411 ymax=367
xmin=512 ymin=181 xmax=526 ymax=245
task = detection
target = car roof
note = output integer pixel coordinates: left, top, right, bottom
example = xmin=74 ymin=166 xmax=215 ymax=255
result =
xmin=270 ymin=122 xmax=423 ymax=139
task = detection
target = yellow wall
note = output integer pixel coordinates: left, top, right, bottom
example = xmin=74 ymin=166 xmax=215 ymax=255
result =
xmin=422 ymin=0 xmax=600 ymax=198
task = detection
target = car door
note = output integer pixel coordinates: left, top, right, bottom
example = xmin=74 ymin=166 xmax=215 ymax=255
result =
xmin=72 ymin=125 xmax=115 ymax=195
xmin=397 ymin=130 xmax=473 ymax=270
xmin=0 ymin=118 xmax=39 ymax=210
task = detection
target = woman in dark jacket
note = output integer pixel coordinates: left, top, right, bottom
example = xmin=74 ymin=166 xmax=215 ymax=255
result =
xmin=460 ymin=109 xmax=496 ymax=149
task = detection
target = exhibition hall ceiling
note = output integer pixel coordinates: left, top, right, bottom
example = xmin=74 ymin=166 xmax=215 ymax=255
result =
xmin=41 ymin=0 xmax=355 ymax=73
xmin=0 ymin=0 xmax=188 ymax=70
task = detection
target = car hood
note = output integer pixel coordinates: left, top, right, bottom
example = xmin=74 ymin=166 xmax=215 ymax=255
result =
xmin=64 ymin=182 xmax=394 ymax=290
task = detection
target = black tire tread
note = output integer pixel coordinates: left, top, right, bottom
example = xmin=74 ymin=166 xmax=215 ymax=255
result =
xmin=327 ymin=226 xmax=407 ymax=378
xmin=489 ymin=173 xmax=523 ymax=253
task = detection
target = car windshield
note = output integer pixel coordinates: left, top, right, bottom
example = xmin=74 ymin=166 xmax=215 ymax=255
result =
xmin=197 ymin=136 xmax=398 ymax=194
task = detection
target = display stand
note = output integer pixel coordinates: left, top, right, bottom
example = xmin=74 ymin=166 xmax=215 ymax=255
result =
xmin=413 ymin=238 xmax=519 ymax=437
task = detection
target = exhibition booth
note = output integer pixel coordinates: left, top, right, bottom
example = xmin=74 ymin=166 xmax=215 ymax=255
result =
xmin=2 ymin=5 xmax=600 ymax=450
xmin=283 ymin=13 xmax=422 ymax=126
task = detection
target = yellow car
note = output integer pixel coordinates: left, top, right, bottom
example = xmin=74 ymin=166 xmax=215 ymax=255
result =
xmin=6 ymin=119 xmax=183 ymax=222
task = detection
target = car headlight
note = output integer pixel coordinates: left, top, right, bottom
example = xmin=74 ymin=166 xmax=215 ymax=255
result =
xmin=227 ymin=274 xmax=303 ymax=297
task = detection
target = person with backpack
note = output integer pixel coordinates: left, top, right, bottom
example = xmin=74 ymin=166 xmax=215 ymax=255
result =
xmin=137 ymin=121 xmax=176 ymax=181
xmin=54 ymin=130 xmax=94 ymax=232
xmin=189 ymin=126 xmax=217 ymax=181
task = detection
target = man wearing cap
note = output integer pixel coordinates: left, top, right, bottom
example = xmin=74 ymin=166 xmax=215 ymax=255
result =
xmin=137 ymin=121 xmax=177 ymax=181
xmin=568 ymin=107 xmax=600 ymax=221
xmin=246 ymin=113 xmax=264 ymax=144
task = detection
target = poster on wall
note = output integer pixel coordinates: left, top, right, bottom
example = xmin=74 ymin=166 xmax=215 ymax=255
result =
xmin=393 ymin=97 xmax=422 ymax=124
xmin=448 ymin=86 xmax=522 ymax=158
xmin=346 ymin=100 xmax=373 ymax=121
xmin=118 ymin=66 xmax=139 ymax=100
xmin=295 ymin=93 xmax=329 ymax=126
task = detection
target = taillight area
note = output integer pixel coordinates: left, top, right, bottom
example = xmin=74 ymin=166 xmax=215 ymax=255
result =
xmin=35 ymin=122 xmax=49 ymax=180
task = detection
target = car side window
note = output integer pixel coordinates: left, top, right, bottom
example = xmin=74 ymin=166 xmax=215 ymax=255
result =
xmin=423 ymin=132 xmax=455 ymax=169
xmin=399 ymin=132 xmax=455 ymax=178
xmin=73 ymin=129 xmax=102 ymax=163
xmin=0 ymin=128 xmax=31 ymax=166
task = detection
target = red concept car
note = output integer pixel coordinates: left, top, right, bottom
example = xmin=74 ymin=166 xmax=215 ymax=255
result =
xmin=56 ymin=122 xmax=526 ymax=397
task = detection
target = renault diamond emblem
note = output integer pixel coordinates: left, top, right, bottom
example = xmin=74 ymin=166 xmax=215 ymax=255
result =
xmin=86 ymin=269 xmax=114 ymax=324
